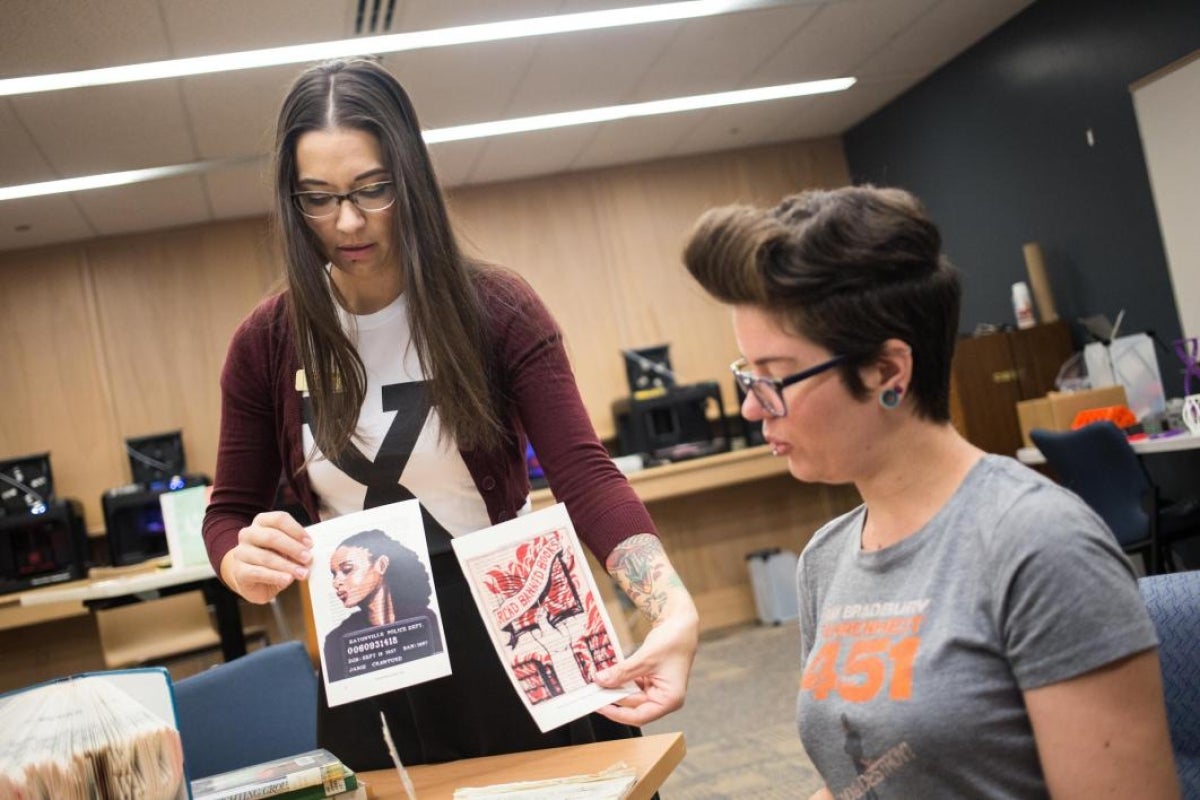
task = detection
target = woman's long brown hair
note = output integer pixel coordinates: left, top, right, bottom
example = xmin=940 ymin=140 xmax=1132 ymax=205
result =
xmin=273 ymin=59 xmax=505 ymax=459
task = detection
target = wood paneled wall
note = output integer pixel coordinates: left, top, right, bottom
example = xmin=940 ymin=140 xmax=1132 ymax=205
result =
xmin=449 ymin=138 xmax=849 ymax=436
xmin=0 ymin=138 xmax=849 ymax=536
xmin=0 ymin=221 xmax=282 ymax=530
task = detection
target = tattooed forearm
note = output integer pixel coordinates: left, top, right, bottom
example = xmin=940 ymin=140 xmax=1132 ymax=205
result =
xmin=606 ymin=533 xmax=685 ymax=623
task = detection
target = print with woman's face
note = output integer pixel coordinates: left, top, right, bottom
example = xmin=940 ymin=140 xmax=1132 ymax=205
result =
xmin=330 ymin=545 xmax=389 ymax=609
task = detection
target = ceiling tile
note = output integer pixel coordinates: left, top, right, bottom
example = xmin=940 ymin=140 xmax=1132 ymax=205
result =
xmin=751 ymin=0 xmax=941 ymax=84
xmin=393 ymin=0 xmax=562 ymax=30
xmin=673 ymin=97 xmax=831 ymax=156
xmin=764 ymin=75 xmax=925 ymax=141
xmin=382 ymin=43 xmax=539 ymax=128
xmin=428 ymin=139 xmax=491 ymax=188
xmin=502 ymin=24 xmax=678 ymax=117
xmin=466 ymin=127 xmax=595 ymax=185
xmin=204 ymin=161 xmax=273 ymax=222
xmin=0 ymin=0 xmax=170 ymax=77
xmin=570 ymin=113 xmax=702 ymax=172
xmin=0 ymin=194 xmax=95 ymax=252
xmin=11 ymin=82 xmax=197 ymax=175
xmin=159 ymin=0 xmax=353 ymax=56
xmin=183 ymin=66 xmax=301 ymax=160
xmin=856 ymin=0 xmax=1035 ymax=79
xmin=630 ymin=4 xmax=822 ymax=101
xmin=73 ymin=175 xmax=212 ymax=236
xmin=0 ymin=99 xmax=55 ymax=185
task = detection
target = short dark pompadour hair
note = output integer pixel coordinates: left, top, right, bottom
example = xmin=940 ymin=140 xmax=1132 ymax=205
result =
xmin=683 ymin=185 xmax=961 ymax=422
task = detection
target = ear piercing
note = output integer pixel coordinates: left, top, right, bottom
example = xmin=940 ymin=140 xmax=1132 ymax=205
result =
xmin=880 ymin=386 xmax=904 ymax=409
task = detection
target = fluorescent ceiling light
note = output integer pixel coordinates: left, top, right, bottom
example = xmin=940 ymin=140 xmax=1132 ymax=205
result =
xmin=0 ymin=157 xmax=260 ymax=202
xmin=0 ymin=0 xmax=798 ymax=97
xmin=0 ymin=77 xmax=854 ymax=201
xmin=425 ymin=77 xmax=856 ymax=144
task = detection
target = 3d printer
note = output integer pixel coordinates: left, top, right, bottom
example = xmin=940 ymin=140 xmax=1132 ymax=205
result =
xmin=612 ymin=345 xmax=729 ymax=461
xmin=0 ymin=452 xmax=88 ymax=595
xmin=102 ymin=431 xmax=209 ymax=566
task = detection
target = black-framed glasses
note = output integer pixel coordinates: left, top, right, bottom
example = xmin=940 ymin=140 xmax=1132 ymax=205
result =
xmin=291 ymin=181 xmax=397 ymax=219
xmin=730 ymin=354 xmax=847 ymax=418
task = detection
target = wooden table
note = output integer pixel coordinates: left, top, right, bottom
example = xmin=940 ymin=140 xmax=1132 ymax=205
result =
xmin=19 ymin=562 xmax=248 ymax=661
xmin=529 ymin=444 xmax=791 ymax=511
xmin=359 ymin=732 xmax=685 ymax=800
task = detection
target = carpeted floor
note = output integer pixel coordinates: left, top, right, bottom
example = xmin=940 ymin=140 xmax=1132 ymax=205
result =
xmin=643 ymin=622 xmax=824 ymax=799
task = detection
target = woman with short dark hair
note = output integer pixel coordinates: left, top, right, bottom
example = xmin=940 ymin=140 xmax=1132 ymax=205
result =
xmin=684 ymin=185 xmax=1178 ymax=799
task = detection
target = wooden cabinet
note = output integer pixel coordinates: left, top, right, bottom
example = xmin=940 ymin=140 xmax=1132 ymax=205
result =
xmin=949 ymin=320 xmax=1075 ymax=455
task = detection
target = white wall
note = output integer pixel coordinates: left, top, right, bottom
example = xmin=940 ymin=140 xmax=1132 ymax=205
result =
xmin=1133 ymin=51 xmax=1200 ymax=342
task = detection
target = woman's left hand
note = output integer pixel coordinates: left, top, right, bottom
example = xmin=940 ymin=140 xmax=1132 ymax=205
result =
xmin=594 ymin=532 xmax=700 ymax=726
xmin=592 ymin=603 xmax=699 ymax=726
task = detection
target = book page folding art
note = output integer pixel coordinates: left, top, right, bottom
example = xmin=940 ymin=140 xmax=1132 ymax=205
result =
xmin=0 ymin=668 xmax=187 ymax=800
xmin=307 ymin=499 xmax=451 ymax=707
xmin=451 ymin=503 xmax=635 ymax=733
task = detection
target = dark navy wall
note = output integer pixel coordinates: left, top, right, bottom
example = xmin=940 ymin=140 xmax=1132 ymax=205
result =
xmin=843 ymin=0 xmax=1199 ymax=395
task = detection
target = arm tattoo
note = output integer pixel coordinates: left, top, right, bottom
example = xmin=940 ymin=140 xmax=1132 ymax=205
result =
xmin=606 ymin=533 xmax=684 ymax=623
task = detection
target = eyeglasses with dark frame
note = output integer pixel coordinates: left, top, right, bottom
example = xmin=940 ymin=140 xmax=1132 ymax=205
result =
xmin=730 ymin=354 xmax=847 ymax=418
xmin=291 ymin=181 xmax=397 ymax=219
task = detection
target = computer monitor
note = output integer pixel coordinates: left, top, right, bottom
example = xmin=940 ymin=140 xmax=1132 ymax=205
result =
xmin=0 ymin=452 xmax=54 ymax=516
xmin=125 ymin=431 xmax=186 ymax=488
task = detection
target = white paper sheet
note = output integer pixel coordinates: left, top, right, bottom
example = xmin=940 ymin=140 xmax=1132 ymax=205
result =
xmin=307 ymin=500 xmax=452 ymax=707
xmin=451 ymin=503 xmax=635 ymax=733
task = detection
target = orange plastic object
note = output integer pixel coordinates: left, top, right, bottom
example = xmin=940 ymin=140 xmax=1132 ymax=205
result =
xmin=1071 ymin=405 xmax=1138 ymax=430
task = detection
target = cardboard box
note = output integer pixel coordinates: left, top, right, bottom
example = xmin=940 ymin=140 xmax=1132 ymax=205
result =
xmin=1015 ymin=385 xmax=1129 ymax=448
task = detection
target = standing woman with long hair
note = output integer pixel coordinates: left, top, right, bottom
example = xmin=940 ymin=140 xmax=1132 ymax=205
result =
xmin=203 ymin=58 xmax=697 ymax=770
xmin=683 ymin=186 xmax=1178 ymax=799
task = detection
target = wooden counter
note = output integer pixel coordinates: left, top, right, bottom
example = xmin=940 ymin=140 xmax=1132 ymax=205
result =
xmin=0 ymin=580 xmax=89 ymax=632
xmin=531 ymin=444 xmax=794 ymax=510
xmin=538 ymin=445 xmax=860 ymax=637
xmin=361 ymin=731 xmax=685 ymax=800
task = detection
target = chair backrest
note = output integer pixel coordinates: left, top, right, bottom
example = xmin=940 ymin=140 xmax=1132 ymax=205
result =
xmin=1139 ymin=572 xmax=1200 ymax=793
xmin=173 ymin=640 xmax=318 ymax=779
xmin=1030 ymin=423 xmax=1150 ymax=546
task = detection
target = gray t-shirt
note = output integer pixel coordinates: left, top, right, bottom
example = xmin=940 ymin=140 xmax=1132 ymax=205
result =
xmin=796 ymin=455 xmax=1157 ymax=799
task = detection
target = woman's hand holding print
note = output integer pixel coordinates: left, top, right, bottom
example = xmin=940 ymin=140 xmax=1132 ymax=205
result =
xmin=593 ymin=533 xmax=699 ymax=726
xmin=220 ymin=510 xmax=313 ymax=604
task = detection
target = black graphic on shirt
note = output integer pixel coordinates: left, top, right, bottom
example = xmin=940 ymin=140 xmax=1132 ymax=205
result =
xmin=841 ymin=713 xmax=879 ymax=800
xmin=302 ymin=380 xmax=453 ymax=552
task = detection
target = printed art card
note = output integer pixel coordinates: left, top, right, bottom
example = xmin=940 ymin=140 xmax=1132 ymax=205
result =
xmin=451 ymin=503 xmax=636 ymax=733
xmin=307 ymin=499 xmax=451 ymax=707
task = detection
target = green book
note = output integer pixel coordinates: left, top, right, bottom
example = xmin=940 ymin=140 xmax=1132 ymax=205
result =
xmin=190 ymin=748 xmax=357 ymax=800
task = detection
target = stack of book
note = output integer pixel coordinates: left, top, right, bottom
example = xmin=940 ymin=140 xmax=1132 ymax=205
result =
xmin=190 ymin=748 xmax=362 ymax=800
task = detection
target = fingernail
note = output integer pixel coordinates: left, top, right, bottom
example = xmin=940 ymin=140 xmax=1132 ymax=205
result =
xmin=295 ymin=566 xmax=309 ymax=579
xmin=303 ymin=535 xmax=313 ymax=546
xmin=300 ymin=550 xmax=312 ymax=564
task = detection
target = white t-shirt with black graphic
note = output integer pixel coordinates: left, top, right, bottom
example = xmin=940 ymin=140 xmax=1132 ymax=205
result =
xmin=301 ymin=292 xmax=493 ymax=536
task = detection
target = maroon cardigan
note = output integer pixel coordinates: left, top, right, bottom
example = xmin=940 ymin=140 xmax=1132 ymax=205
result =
xmin=203 ymin=268 xmax=657 ymax=576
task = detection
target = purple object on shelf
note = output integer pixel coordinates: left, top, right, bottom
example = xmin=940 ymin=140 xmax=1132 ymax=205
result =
xmin=1174 ymin=337 xmax=1200 ymax=396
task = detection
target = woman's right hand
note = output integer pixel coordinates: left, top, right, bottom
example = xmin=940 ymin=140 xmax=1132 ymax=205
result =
xmin=219 ymin=510 xmax=313 ymax=604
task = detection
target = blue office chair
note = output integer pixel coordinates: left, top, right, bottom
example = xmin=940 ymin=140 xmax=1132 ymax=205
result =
xmin=1031 ymin=423 xmax=1200 ymax=575
xmin=1139 ymin=572 xmax=1200 ymax=794
xmin=173 ymin=640 xmax=318 ymax=779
